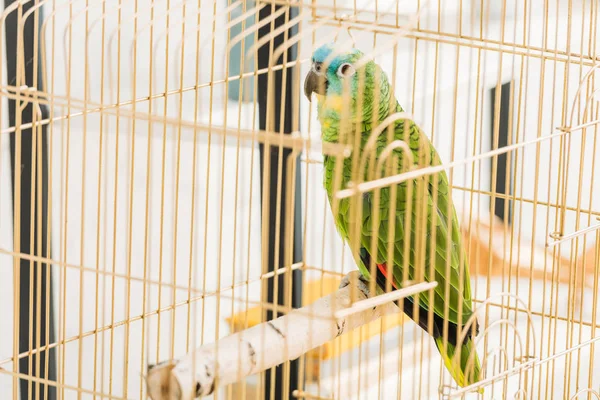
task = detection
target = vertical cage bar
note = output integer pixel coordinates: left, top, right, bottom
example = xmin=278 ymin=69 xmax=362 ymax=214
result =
xmin=257 ymin=3 xmax=303 ymax=400
xmin=3 ymin=1 xmax=56 ymax=398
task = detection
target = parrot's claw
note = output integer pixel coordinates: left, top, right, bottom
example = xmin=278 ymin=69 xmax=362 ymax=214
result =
xmin=339 ymin=271 xmax=363 ymax=289
xmin=339 ymin=271 xmax=372 ymax=299
xmin=338 ymin=273 xmax=353 ymax=289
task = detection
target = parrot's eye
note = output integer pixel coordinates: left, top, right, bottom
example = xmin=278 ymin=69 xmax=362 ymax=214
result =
xmin=312 ymin=62 xmax=325 ymax=76
xmin=337 ymin=63 xmax=355 ymax=78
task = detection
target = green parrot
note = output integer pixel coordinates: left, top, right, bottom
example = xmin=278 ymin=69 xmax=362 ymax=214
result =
xmin=304 ymin=43 xmax=483 ymax=390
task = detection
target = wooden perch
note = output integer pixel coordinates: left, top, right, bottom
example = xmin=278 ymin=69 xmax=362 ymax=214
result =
xmin=225 ymin=276 xmax=409 ymax=381
xmin=146 ymin=271 xmax=425 ymax=400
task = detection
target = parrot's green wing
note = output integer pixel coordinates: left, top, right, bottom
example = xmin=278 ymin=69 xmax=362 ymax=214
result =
xmin=334 ymin=115 xmax=475 ymax=327
xmin=370 ymin=121 xmax=473 ymax=325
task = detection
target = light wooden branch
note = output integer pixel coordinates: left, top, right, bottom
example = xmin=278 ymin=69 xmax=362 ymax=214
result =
xmin=146 ymin=271 xmax=435 ymax=400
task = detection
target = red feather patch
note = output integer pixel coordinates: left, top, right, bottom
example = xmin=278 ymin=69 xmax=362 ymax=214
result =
xmin=376 ymin=263 xmax=398 ymax=290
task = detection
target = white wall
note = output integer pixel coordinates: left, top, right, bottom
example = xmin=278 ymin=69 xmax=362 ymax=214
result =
xmin=2 ymin=0 xmax=600 ymax=398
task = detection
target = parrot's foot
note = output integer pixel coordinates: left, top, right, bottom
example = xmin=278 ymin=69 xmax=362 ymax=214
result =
xmin=338 ymin=271 xmax=372 ymax=299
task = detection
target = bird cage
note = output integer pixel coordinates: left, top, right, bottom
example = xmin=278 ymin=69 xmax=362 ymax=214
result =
xmin=1 ymin=0 xmax=600 ymax=399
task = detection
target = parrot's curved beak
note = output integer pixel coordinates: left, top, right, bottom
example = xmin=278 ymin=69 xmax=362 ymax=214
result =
xmin=304 ymin=70 xmax=328 ymax=101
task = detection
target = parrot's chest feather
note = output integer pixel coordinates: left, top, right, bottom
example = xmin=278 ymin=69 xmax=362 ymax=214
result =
xmin=321 ymin=127 xmax=389 ymax=234
xmin=319 ymin=96 xmax=407 ymax=233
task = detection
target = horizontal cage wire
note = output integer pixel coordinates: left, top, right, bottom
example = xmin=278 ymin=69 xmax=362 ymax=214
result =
xmin=1 ymin=0 xmax=600 ymax=399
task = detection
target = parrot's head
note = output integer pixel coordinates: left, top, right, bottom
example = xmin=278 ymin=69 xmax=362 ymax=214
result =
xmin=304 ymin=43 xmax=391 ymax=124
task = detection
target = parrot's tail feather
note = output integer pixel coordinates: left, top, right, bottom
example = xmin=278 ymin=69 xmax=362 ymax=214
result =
xmin=434 ymin=335 xmax=484 ymax=394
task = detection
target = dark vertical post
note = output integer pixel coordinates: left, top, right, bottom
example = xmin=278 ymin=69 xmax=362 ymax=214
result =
xmin=490 ymin=81 xmax=513 ymax=222
xmin=256 ymin=3 xmax=303 ymax=400
xmin=4 ymin=1 xmax=57 ymax=399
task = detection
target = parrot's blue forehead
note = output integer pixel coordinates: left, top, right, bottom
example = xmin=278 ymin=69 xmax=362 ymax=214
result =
xmin=311 ymin=43 xmax=363 ymax=70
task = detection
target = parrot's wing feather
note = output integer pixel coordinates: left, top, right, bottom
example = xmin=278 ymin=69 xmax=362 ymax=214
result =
xmin=324 ymin=110 xmax=476 ymax=327
xmin=356 ymin=119 xmax=475 ymax=327
xmin=359 ymin=190 xmax=472 ymax=326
